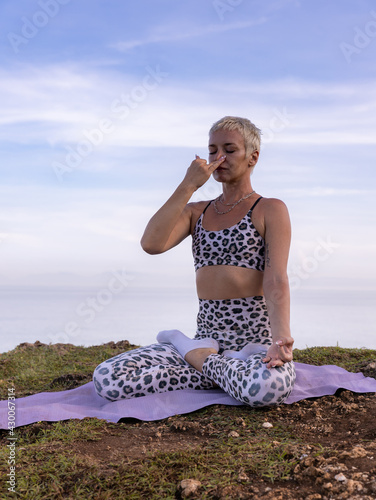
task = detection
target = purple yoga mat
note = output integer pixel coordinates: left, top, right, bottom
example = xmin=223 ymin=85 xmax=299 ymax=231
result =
xmin=1 ymin=362 xmax=376 ymax=429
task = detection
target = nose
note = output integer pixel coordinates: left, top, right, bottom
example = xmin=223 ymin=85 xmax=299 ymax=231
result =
xmin=214 ymin=149 xmax=225 ymax=161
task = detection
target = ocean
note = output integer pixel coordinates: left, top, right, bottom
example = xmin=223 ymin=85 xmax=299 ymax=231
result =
xmin=1 ymin=285 xmax=375 ymax=354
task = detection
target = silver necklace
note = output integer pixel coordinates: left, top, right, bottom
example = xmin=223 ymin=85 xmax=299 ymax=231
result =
xmin=213 ymin=190 xmax=255 ymax=215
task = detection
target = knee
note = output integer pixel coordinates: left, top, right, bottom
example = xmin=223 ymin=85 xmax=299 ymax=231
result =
xmin=93 ymin=361 xmax=113 ymax=396
xmin=92 ymin=350 xmax=142 ymax=395
xmin=238 ymin=361 xmax=296 ymax=407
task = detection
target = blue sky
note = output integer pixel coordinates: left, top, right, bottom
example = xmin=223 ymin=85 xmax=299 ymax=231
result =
xmin=1 ymin=0 xmax=375 ymax=291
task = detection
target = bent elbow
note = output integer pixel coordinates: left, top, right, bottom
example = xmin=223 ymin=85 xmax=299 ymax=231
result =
xmin=263 ymin=274 xmax=290 ymax=293
xmin=140 ymin=238 xmax=163 ymax=255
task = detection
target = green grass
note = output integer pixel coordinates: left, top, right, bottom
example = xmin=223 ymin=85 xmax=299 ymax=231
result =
xmin=293 ymin=345 xmax=376 ymax=371
xmin=0 ymin=342 xmax=375 ymax=499
xmin=1 ymin=405 xmax=304 ymax=499
xmin=0 ymin=340 xmax=136 ymax=399
xmin=1 ymin=341 xmax=374 ymax=400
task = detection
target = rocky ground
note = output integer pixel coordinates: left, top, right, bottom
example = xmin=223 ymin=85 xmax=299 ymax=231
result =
xmin=88 ymin=392 xmax=376 ymax=499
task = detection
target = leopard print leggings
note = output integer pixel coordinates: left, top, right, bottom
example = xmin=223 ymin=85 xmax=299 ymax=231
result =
xmin=93 ymin=296 xmax=295 ymax=407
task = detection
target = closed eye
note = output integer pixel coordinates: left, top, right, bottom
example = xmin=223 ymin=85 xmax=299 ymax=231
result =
xmin=209 ymin=149 xmax=235 ymax=155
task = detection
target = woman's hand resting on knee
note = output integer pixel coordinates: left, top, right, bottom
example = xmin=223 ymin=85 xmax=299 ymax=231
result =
xmin=262 ymin=337 xmax=294 ymax=369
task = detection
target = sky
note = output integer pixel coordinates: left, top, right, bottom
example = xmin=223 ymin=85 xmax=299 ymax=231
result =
xmin=0 ymin=0 xmax=376 ymax=294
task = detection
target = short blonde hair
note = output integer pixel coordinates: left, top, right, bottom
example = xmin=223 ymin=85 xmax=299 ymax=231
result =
xmin=209 ymin=116 xmax=261 ymax=155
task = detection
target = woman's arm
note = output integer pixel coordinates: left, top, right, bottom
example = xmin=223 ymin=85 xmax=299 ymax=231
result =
xmin=141 ymin=155 xmax=225 ymax=254
xmin=141 ymin=182 xmax=195 ymax=254
xmin=261 ymin=199 xmax=294 ymax=368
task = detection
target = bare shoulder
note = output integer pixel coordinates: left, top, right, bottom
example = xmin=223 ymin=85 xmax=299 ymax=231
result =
xmin=188 ymin=199 xmax=211 ymax=212
xmin=253 ymin=197 xmax=290 ymax=238
xmin=259 ymin=197 xmax=290 ymax=222
xmin=260 ymin=197 xmax=289 ymax=215
xmin=263 ymin=198 xmax=291 ymax=242
xmin=187 ymin=200 xmax=212 ymax=233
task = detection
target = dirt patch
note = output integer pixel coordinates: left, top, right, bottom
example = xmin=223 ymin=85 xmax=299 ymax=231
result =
xmin=2 ymin=341 xmax=376 ymax=498
xmin=269 ymin=392 xmax=376 ymax=499
xmin=72 ymin=419 xmax=210 ymax=462
xmin=354 ymin=360 xmax=376 ymax=380
xmin=20 ymin=391 xmax=375 ymax=499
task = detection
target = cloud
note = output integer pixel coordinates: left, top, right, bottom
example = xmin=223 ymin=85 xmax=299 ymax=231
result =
xmin=282 ymin=187 xmax=375 ymax=197
xmin=109 ymin=18 xmax=268 ymax=52
xmin=1 ymin=61 xmax=375 ymax=153
xmin=0 ymin=184 xmax=189 ymax=278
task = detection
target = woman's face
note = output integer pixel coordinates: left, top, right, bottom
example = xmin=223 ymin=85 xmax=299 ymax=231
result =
xmin=208 ymin=129 xmax=258 ymax=183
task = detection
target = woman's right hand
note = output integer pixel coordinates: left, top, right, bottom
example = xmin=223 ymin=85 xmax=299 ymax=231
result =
xmin=141 ymin=154 xmax=226 ymax=255
xmin=183 ymin=155 xmax=226 ymax=190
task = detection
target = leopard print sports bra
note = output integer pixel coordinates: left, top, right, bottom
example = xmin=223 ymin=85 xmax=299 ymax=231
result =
xmin=192 ymin=197 xmax=265 ymax=272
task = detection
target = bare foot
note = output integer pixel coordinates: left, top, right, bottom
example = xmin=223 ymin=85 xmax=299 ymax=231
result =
xmin=184 ymin=347 xmax=218 ymax=372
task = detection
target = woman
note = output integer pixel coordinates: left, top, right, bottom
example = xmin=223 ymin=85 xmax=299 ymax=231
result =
xmin=93 ymin=116 xmax=295 ymax=406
